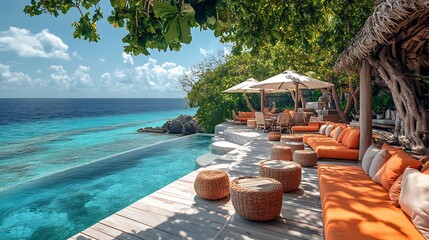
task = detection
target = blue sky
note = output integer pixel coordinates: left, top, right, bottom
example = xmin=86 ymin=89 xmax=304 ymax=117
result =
xmin=0 ymin=1 xmax=228 ymax=98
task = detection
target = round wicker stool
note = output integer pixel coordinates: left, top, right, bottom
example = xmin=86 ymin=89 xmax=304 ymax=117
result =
xmin=284 ymin=142 xmax=305 ymax=155
xmin=259 ymin=160 xmax=302 ymax=192
xmin=247 ymin=119 xmax=256 ymax=129
xmin=268 ymin=132 xmax=281 ymax=141
xmin=280 ymin=134 xmax=303 ymax=143
xmin=270 ymin=145 xmax=292 ymax=160
xmin=293 ymin=150 xmax=318 ymax=167
xmin=230 ymin=176 xmax=282 ymax=221
xmin=194 ymin=170 xmax=230 ymax=200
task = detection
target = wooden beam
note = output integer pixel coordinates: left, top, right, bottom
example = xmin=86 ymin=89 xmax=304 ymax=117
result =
xmin=359 ymin=60 xmax=372 ymax=161
xmin=294 ymin=82 xmax=299 ymax=111
xmin=260 ymin=90 xmax=265 ymax=111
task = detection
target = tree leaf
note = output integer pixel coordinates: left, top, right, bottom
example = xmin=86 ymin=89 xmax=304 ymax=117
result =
xmin=164 ymin=15 xmax=179 ymax=42
xmin=119 ymin=0 xmax=126 ymax=8
xmin=153 ymin=1 xmax=178 ymax=19
xmin=179 ymin=17 xmax=192 ymax=44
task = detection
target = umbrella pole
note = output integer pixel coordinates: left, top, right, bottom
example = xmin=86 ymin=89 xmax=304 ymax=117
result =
xmin=294 ymin=82 xmax=299 ymax=111
xmin=260 ymin=90 xmax=265 ymax=111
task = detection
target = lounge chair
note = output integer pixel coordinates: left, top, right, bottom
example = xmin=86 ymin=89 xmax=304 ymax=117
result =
xmin=232 ymin=110 xmax=241 ymax=125
xmin=274 ymin=113 xmax=291 ymax=133
xmin=291 ymin=112 xmax=306 ymax=126
xmin=255 ymin=112 xmax=272 ymax=132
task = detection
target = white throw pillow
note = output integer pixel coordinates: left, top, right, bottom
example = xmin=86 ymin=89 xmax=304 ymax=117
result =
xmin=319 ymin=124 xmax=328 ymax=135
xmin=399 ymin=168 xmax=429 ymax=239
xmin=361 ymin=145 xmax=380 ymax=175
xmin=325 ymin=125 xmax=334 ymax=136
xmin=369 ymin=149 xmax=391 ymax=179
xmin=333 ymin=126 xmax=343 ymax=141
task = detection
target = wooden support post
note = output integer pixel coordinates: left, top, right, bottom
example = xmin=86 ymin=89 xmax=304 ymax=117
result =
xmin=359 ymin=60 xmax=372 ymax=161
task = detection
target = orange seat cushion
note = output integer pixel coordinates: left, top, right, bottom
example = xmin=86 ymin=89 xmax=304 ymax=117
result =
xmin=381 ymin=143 xmax=402 ymax=155
xmin=343 ymin=128 xmax=360 ymax=149
xmin=373 ymin=150 xmax=422 ymax=191
xmin=316 ymin=145 xmax=359 ymax=160
xmin=292 ymin=124 xmax=319 ymax=133
xmin=319 ymin=165 xmax=425 ymax=240
xmin=302 ymin=134 xmax=326 ymax=143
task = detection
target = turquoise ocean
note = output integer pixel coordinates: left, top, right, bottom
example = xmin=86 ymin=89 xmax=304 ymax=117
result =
xmin=0 ymin=98 xmax=211 ymax=239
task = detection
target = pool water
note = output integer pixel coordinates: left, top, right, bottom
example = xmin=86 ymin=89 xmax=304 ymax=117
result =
xmin=0 ymin=134 xmax=211 ymax=240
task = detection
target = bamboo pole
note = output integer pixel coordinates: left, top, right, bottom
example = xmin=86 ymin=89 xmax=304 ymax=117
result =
xmin=359 ymin=60 xmax=372 ymax=161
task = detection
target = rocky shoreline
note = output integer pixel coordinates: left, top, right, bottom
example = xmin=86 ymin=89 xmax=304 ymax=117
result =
xmin=137 ymin=115 xmax=204 ymax=135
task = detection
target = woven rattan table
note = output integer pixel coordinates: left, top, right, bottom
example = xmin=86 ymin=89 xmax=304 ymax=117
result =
xmin=293 ymin=149 xmax=318 ymax=167
xmin=247 ymin=119 xmax=256 ymax=129
xmin=280 ymin=134 xmax=303 ymax=143
xmin=230 ymin=176 xmax=282 ymax=221
xmin=284 ymin=141 xmax=305 ymax=155
xmin=270 ymin=145 xmax=292 ymax=160
xmin=194 ymin=170 xmax=230 ymax=200
xmin=259 ymin=160 xmax=302 ymax=192
xmin=268 ymin=132 xmax=281 ymax=141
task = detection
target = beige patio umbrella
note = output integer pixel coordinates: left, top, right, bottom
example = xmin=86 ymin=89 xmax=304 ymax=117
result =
xmin=250 ymin=70 xmax=334 ymax=111
xmin=223 ymin=78 xmax=287 ymax=111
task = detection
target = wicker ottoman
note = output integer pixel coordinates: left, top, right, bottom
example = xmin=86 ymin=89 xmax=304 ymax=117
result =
xmin=284 ymin=141 xmax=305 ymax=155
xmin=293 ymin=150 xmax=318 ymax=167
xmin=230 ymin=176 xmax=282 ymax=221
xmin=268 ymin=132 xmax=281 ymax=141
xmin=247 ymin=119 xmax=256 ymax=129
xmin=259 ymin=160 xmax=302 ymax=192
xmin=270 ymin=145 xmax=292 ymax=160
xmin=280 ymin=134 xmax=303 ymax=143
xmin=194 ymin=170 xmax=230 ymax=200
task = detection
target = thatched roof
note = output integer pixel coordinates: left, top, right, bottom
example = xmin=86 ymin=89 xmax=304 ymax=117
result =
xmin=334 ymin=0 xmax=429 ymax=72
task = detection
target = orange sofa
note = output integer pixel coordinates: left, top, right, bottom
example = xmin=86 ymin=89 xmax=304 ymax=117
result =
xmin=303 ymin=126 xmax=359 ymax=161
xmin=291 ymin=121 xmax=320 ymax=133
xmin=319 ymin=164 xmax=424 ymax=240
xmin=238 ymin=112 xmax=254 ymax=125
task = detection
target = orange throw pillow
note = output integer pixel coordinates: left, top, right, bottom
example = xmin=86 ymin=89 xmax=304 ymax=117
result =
xmin=389 ymin=174 xmax=403 ymax=207
xmin=424 ymin=168 xmax=429 ymax=175
xmin=381 ymin=143 xmax=401 ymax=155
xmin=373 ymin=149 xmax=422 ymax=191
xmin=341 ymin=128 xmax=356 ymax=145
xmin=344 ymin=129 xmax=360 ymax=149
xmin=336 ymin=127 xmax=350 ymax=143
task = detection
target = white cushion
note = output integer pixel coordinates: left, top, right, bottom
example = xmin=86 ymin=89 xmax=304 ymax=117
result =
xmin=325 ymin=125 xmax=334 ymax=136
xmin=319 ymin=124 xmax=328 ymax=135
xmin=333 ymin=126 xmax=343 ymax=141
xmin=369 ymin=149 xmax=391 ymax=179
xmin=399 ymin=168 xmax=429 ymax=239
xmin=361 ymin=145 xmax=380 ymax=175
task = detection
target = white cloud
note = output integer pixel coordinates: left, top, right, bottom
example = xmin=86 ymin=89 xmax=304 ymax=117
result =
xmin=199 ymin=48 xmax=213 ymax=57
xmin=0 ymin=64 xmax=31 ymax=86
xmin=224 ymin=47 xmax=231 ymax=57
xmin=72 ymin=51 xmax=82 ymax=59
xmin=99 ymin=58 xmax=105 ymax=63
xmin=102 ymin=58 xmax=186 ymax=93
xmin=122 ymin=52 xmax=134 ymax=65
xmin=0 ymin=27 xmax=69 ymax=59
xmin=48 ymin=65 xmax=92 ymax=89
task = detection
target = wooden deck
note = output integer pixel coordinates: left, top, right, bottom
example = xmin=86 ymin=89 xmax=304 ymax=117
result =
xmin=70 ymin=132 xmax=355 ymax=240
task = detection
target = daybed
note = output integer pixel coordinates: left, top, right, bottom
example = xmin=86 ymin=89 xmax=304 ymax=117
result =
xmin=302 ymin=123 xmax=360 ymax=161
xmin=319 ymin=146 xmax=428 ymax=240
xmin=291 ymin=121 xmax=320 ymax=133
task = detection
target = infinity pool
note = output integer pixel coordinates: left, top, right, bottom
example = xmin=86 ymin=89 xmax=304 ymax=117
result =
xmin=0 ymin=134 xmax=211 ymax=240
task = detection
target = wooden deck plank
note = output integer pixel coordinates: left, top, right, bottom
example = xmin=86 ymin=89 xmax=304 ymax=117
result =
xmin=71 ymin=127 xmax=342 ymax=239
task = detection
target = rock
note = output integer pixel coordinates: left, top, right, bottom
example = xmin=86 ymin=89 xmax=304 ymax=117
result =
xmin=168 ymin=120 xmax=183 ymax=134
xmin=137 ymin=114 xmax=204 ymax=135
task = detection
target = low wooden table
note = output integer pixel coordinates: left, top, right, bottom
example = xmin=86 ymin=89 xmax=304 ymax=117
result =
xmin=259 ymin=160 xmax=302 ymax=192
xmin=230 ymin=176 xmax=282 ymax=221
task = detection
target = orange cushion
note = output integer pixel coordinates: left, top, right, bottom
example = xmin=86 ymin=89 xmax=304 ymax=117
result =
xmin=341 ymin=128 xmax=356 ymax=145
xmin=319 ymin=165 xmax=425 ymax=240
xmin=389 ymin=174 xmax=403 ymax=207
xmin=292 ymin=125 xmax=319 ymax=133
xmin=373 ymin=150 xmax=422 ymax=191
xmin=336 ymin=127 xmax=350 ymax=143
xmin=421 ymin=159 xmax=429 ymax=172
xmin=381 ymin=143 xmax=402 ymax=155
xmin=316 ymin=145 xmax=359 ymax=160
xmin=424 ymin=168 xmax=429 ymax=174
xmin=343 ymin=129 xmax=360 ymax=149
